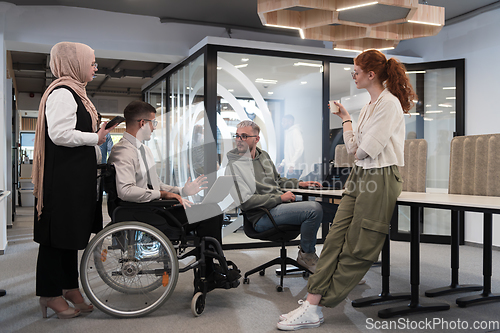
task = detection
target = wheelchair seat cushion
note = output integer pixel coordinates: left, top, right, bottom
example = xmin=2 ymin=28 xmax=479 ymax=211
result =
xmin=113 ymin=206 xmax=183 ymax=240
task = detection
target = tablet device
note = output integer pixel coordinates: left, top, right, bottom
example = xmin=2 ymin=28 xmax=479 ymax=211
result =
xmin=105 ymin=116 xmax=125 ymax=129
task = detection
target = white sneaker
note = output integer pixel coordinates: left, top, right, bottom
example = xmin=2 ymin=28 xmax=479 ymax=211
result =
xmin=279 ymin=300 xmax=324 ymax=323
xmin=277 ymin=300 xmax=322 ymax=331
xmin=297 ymin=248 xmax=319 ymax=273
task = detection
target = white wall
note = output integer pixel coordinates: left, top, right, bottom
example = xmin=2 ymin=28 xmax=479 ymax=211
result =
xmin=395 ymin=8 xmax=500 ymax=246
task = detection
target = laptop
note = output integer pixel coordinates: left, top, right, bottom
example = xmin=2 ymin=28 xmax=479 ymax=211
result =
xmin=310 ymin=165 xmax=351 ymax=190
xmin=198 ymin=175 xmax=235 ymax=205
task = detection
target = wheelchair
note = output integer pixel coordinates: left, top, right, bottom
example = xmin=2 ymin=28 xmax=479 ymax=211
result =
xmin=79 ymin=164 xmax=240 ymax=318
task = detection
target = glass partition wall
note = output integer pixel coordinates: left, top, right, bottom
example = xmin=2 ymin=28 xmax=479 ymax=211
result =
xmin=143 ymin=43 xmax=464 ymax=246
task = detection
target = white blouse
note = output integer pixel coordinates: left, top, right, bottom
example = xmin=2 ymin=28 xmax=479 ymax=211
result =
xmin=45 ymin=88 xmax=98 ymax=147
xmin=343 ymin=88 xmax=405 ymax=169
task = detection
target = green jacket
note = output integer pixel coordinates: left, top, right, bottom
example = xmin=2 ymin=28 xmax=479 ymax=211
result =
xmin=225 ymin=147 xmax=300 ymax=226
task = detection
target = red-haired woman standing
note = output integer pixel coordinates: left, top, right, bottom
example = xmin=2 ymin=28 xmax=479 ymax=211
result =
xmin=277 ymin=49 xmax=417 ymax=331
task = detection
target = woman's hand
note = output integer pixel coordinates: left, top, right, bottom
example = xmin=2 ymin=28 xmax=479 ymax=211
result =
xmin=182 ymin=175 xmax=209 ymax=196
xmin=97 ymin=122 xmax=116 ymax=145
xmin=330 ymin=101 xmax=351 ymax=122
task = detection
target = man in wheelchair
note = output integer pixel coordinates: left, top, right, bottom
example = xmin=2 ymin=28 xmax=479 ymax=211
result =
xmin=107 ymin=100 xmax=240 ymax=294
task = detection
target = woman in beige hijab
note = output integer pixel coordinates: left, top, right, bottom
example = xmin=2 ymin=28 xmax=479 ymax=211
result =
xmin=32 ymin=42 xmax=116 ymax=319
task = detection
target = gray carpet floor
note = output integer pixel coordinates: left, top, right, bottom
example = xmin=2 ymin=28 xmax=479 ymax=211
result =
xmin=1 ymin=206 xmax=500 ymax=333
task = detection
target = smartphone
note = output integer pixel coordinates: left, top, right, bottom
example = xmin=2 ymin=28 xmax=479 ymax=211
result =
xmin=105 ymin=116 xmax=125 ymax=129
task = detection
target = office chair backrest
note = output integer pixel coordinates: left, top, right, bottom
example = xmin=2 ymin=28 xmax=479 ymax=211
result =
xmin=400 ymin=139 xmax=427 ymax=192
xmin=449 ymin=134 xmax=500 ymax=196
xmin=334 ymin=144 xmax=355 ymax=167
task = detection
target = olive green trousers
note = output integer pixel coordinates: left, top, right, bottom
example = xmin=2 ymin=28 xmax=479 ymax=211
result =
xmin=307 ymin=165 xmax=402 ymax=307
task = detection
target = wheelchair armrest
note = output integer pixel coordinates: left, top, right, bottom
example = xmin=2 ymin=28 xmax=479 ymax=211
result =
xmin=97 ymin=163 xmax=108 ymax=171
xmin=119 ymin=199 xmax=180 ymax=208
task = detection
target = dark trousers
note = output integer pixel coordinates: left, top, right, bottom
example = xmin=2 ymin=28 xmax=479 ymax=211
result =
xmin=36 ymin=245 xmax=79 ymax=297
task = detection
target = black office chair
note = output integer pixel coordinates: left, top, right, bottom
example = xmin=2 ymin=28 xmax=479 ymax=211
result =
xmin=242 ymin=207 xmax=311 ymax=292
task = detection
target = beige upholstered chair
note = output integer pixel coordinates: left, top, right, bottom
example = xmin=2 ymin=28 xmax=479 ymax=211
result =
xmin=449 ymin=134 xmax=500 ymax=197
xmin=400 ymin=139 xmax=428 ymax=192
xmin=335 ymin=140 xmax=428 ymax=190
xmin=334 ymin=144 xmax=355 ymax=167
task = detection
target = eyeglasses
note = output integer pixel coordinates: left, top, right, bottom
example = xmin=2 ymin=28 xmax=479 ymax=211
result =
xmin=233 ymin=133 xmax=257 ymax=140
xmin=91 ymin=62 xmax=98 ymax=69
xmin=350 ymin=71 xmax=359 ymax=79
xmin=139 ymin=118 xmax=158 ymax=128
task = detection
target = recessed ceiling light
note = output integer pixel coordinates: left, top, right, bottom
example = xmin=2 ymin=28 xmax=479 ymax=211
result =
xmin=234 ymin=64 xmax=248 ymax=69
xmin=446 ymin=97 xmax=456 ymax=100
xmin=406 ymin=71 xmax=426 ymax=74
xmin=368 ymin=47 xmax=395 ymax=51
xmin=426 ymin=110 xmax=443 ymax=114
xmin=241 ymin=58 xmax=249 ymax=62
xmin=255 ymin=78 xmax=277 ymax=84
xmin=344 ymin=67 xmax=351 ymax=71
xmin=293 ymin=62 xmax=323 ymax=68
xmin=334 ymin=48 xmax=362 ymax=53
xmin=423 ymin=117 xmax=433 ymax=121
xmin=301 ymin=81 xmax=307 ymax=85
xmin=228 ymin=89 xmax=234 ymax=92
xmin=438 ymin=104 xmax=452 ymax=108
xmin=268 ymin=92 xmax=274 ymax=95
xmin=443 ymin=87 xmax=456 ymax=90
xmin=408 ymin=20 xmax=442 ymax=27
xmin=337 ymin=2 xmax=378 ymax=11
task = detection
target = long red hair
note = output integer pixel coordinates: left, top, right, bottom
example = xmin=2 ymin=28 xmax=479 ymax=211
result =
xmin=354 ymin=49 xmax=417 ymax=113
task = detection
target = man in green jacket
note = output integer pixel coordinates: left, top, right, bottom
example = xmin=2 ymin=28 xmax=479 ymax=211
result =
xmin=226 ymin=120 xmax=323 ymax=272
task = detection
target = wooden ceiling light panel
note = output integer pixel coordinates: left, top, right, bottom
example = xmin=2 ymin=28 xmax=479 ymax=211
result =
xmin=257 ymin=0 xmax=444 ymax=51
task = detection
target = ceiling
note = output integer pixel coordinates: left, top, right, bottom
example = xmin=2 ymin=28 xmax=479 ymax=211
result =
xmin=10 ymin=50 xmax=168 ymax=98
xmin=6 ymin=0 xmax=500 ymax=99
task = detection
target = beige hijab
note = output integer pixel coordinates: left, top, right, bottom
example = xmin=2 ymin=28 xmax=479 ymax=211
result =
xmin=32 ymin=42 xmax=99 ymax=219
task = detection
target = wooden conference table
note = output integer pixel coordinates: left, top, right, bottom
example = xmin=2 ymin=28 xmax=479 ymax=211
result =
xmin=292 ymin=188 xmax=500 ymax=318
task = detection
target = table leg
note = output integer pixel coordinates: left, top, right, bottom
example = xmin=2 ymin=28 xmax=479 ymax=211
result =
xmin=456 ymin=213 xmax=500 ymax=307
xmin=378 ymin=206 xmax=450 ymax=318
xmin=352 ymin=207 xmax=411 ymax=307
xmin=426 ymin=210 xmax=482 ymax=297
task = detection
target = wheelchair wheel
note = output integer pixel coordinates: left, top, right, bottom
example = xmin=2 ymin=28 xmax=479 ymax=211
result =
xmin=80 ymin=222 xmax=179 ymax=318
xmin=191 ymin=292 xmax=205 ymax=317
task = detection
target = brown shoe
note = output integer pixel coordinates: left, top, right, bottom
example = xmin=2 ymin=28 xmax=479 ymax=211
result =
xmin=297 ymin=248 xmax=319 ymax=273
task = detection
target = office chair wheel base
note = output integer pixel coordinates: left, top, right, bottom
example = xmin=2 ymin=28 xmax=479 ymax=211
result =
xmin=276 ymin=285 xmax=283 ymax=292
xmin=191 ymin=292 xmax=205 ymax=317
xmin=259 ymin=270 xmax=265 ymax=276
xmin=243 ymin=277 xmax=250 ymax=284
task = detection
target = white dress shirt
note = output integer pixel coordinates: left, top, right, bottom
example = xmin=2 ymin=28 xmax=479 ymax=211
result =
xmin=343 ymin=88 xmax=405 ymax=169
xmin=108 ymin=132 xmax=182 ymax=203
